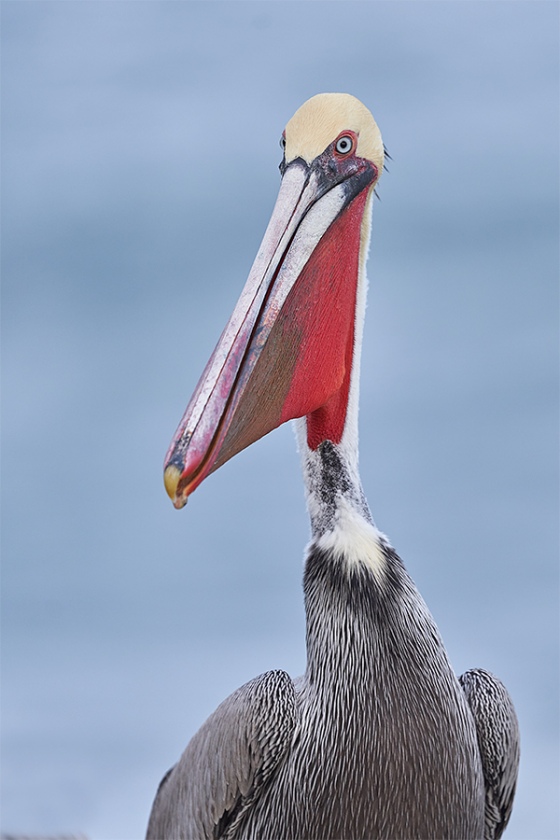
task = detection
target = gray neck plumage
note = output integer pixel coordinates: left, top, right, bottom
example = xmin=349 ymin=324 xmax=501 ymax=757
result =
xmin=293 ymin=408 xmax=400 ymax=679
xmin=294 ymin=433 xmax=446 ymax=694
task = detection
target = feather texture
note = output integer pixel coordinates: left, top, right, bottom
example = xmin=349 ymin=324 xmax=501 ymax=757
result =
xmin=459 ymin=668 xmax=520 ymax=839
xmin=146 ymin=671 xmax=297 ymax=840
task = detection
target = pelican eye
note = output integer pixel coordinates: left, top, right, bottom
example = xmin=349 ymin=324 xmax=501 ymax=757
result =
xmin=335 ymin=135 xmax=354 ymax=155
xmin=280 ymin=135 xmax=286 ymax=150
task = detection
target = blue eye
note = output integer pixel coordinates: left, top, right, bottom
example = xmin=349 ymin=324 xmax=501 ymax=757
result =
xmin=335 ymin=135 xmax=353 ymax=155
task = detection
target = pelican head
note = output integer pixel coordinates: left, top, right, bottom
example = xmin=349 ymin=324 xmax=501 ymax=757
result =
xmin=164 ymin=93 xmax=383 ymax=508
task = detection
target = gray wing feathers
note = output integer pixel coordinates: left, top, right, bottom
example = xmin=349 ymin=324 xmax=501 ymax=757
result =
xmin=146 ymin=670 xmax=297 ymax=840
xmin=459 ymin=668 xmax=520 ymax=840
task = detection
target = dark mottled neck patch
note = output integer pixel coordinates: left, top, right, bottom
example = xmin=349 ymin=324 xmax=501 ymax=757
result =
xmin=305 ymin=441 xmax=371 ymax=537
xmin=315 ymin=441 xmax=353 ymax=508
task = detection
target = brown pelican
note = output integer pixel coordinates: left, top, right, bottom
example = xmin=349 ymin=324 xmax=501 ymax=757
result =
xmin=147 ymin=93 xmax=519 ymax=840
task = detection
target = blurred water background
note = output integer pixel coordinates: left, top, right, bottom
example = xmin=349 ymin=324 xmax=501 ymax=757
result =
xmin=2 ymin=3 xmax=558 ymax=838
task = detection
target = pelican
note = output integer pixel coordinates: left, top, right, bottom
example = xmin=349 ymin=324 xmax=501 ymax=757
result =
xmin=147 ymin=93 xmax=519 ymax=840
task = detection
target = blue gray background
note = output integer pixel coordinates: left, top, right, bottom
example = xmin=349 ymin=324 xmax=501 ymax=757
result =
xmin=2 ymin=2 xmax=558 ymax=838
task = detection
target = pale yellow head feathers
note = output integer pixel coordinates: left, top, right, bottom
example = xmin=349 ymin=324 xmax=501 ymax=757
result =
xmin=284 ymin=93 xmax=384 ymax=174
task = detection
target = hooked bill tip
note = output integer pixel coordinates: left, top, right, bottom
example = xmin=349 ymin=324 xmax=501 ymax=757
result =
xmin=163 ymin=464 xmax=188 ymax=509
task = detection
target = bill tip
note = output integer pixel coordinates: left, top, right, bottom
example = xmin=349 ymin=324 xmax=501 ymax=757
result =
xmin=164 ymin=464 xmax=187 ymax=507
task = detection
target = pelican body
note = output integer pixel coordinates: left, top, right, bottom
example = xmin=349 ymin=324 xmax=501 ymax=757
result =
xmin=147 ymin=94 xmax=519 ymax=840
